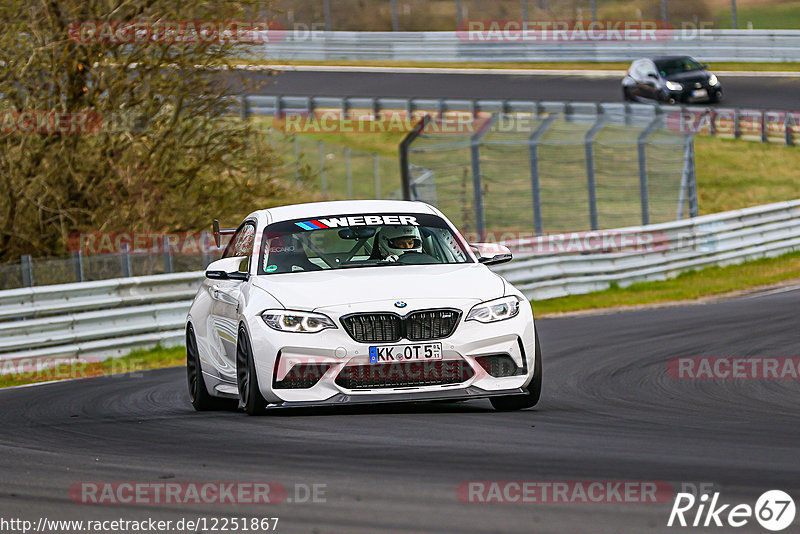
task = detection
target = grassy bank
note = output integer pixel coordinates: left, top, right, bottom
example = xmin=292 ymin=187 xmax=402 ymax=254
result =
xmin=534 ymin=250 xmax=800 ymax=316
xmin=0 ymin=346 xmax=185 ymax=389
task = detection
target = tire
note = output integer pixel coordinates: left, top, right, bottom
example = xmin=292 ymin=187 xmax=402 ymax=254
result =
xmin=709 ymin=88 xmax=723 ymax=103
xmin=622 ymin=87 xmax=634 ymax=102
xmin=658 ymin=90 xmax=677 ymax=105
xmin=186 ymin=324 xmax=236 ymax=411
xmin=490 ymin=331 xmax=543 ymax=412
xmin=236 ymin=325 xmax=268 ymax=415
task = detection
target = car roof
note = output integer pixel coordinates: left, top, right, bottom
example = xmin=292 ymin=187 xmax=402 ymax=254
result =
xmin=250 ymin=199 xmax=438 ymax=225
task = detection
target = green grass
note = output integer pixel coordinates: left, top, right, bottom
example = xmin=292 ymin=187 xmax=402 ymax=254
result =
xmin=695 ymin=136 xmax=800 ymax=215
xmin=715 ymin=1 xmax=800 ymax=29
xmin=0 ymin=345 xmax=185 ymax=389
xmin=534 ymin=250 xmax=800 ymax=316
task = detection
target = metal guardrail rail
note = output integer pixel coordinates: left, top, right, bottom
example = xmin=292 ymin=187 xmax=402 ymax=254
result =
xmin=254 ymin=30 xmax=800 ymax=63
xmin=2 ymin=199 xmax=799 ymax=371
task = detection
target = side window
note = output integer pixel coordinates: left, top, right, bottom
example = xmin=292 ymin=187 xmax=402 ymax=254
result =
xmin=223 ymin=222 xmax=256 ymax=259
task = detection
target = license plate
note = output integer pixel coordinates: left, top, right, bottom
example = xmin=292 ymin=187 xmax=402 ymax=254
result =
xmin=369 ymin=343 xmax=442 ymax=363
xmin=692 ymin=89 xmax=708 ymax=98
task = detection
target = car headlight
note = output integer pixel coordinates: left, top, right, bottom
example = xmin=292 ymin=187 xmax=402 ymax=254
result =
xmin=708 ymin=74 xmax=719 ymax=86
xmin=261 ymin=310 xmax=337 ymax=333
xmin=665 ymin=81 xmax=683 ymax=91
xmin=466 ymin=296 xmax=521 ymax=323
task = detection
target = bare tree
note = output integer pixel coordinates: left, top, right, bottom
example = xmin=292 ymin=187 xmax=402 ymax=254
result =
xmin=0 ymin=0 xmax=297 ymax=261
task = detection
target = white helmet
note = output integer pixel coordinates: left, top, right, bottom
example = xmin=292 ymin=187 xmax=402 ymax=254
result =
xmin=378 ymin=225 xmax=423 ymax=257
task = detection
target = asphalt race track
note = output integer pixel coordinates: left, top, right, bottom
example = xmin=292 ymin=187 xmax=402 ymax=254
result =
xmin=243 ymin=69 xmax=800 ymax=110
xmin=2 ymin=287 xmax=799 ymax=533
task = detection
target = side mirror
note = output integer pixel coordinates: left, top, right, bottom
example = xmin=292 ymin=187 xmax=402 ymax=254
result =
xmin=471 ymin=243 xmax=513 ymax=266
xmin=205 ymin=256 xmax=249 ymax=281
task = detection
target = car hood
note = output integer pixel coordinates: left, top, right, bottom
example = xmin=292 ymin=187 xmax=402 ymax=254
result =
xmin=665 ymin=70 xmax=710 ymax=84
xmin=250 ymin=263 xmax=505 ymax=310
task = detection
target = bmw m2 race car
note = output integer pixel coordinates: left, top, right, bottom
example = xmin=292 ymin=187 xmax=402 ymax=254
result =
xmin=186 ymin=200 xmax=542 ymax=414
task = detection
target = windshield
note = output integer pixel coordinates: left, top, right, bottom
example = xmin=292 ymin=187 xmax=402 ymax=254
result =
xmin=655 ymin=57 xmax=703 ymax=77
xmin=258 ymin=213 xmax=472 ymax=274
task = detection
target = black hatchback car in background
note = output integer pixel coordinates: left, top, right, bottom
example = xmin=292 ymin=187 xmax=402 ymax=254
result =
xmin=622 ymin=56 xmax=723 ymax=104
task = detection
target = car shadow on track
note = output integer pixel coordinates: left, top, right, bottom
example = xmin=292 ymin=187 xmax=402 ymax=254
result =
xmin=260 ymin=400 xmax=541 ymax=417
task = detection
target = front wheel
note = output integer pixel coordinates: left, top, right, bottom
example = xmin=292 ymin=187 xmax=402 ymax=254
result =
xmin=490 ymin=331 xmax=543 ymax=411
xmin=236 ymin=325 xmax=268 ymax=415
xmin=622 ymin=86 xmax=634 ymax=102
xmin=187 ymin=325 xmax=236 ymax=411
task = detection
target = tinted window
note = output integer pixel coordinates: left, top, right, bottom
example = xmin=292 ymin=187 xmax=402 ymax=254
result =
xmin=655 ymin=57 xmax=702 ymax=77
xmin=258 ymin=213 xmax=472 ymax=275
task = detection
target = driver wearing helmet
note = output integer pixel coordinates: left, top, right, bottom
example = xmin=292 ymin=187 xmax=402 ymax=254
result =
xmin=377 ymin=225 xmax=423 ymax=261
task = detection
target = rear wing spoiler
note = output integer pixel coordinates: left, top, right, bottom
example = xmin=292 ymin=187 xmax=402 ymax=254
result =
xmin=212 ymin=219 xmax=237 ymax=248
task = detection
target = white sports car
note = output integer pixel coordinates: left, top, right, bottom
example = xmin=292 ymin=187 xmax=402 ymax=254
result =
xmin=186 ymin=200 xmax=542 ymax=414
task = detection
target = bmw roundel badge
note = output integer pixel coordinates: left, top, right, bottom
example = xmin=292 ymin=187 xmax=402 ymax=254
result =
xmin=395 ymin=301 xmax=407 ymax=308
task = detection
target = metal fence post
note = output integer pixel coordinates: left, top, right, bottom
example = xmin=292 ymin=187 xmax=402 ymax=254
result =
xmin=319 ymin=141 xmax=327 ymax=198
xmin=341 ymin=96 xmax=350 ymax=119
xmin=20 ymin=255 xmax=33 ymax=287
xmin=785 ymin=112 xmax=794 ymax=146
xmin=584 ymin=116 xmax=607 ymax=231
xmin=72 ymin=251 xmax=84 ymax=282
xmin=374 ymin=154 xmax=381 ymax=198
xmin=528 ymin=115 xmax=557 ymax=235
xmin=406 ymin=98 xmax=415 ymax=120
xmin=162 ymin=235 xmax=174 ymax=274
xmin=241 ymin=96 xmax=251 ymax=120
xmin=399 ymin=115 xmax=432 ymax=201
xmin=294 ymin=135 xmax=301 ymax=183
xmin=637 ymin=116 xmax=663 ymax=226
xmin=761 ymin=111 xmax=768 ymax=143
xmin=274 ymin=95 xmax=283 ymax=118
xmin=120 ymin=243 xmax=132 ymax=277
xmin=688 ymin=140 xmax=699 ymax=218
xmin=372 ymin=97 xmax=381 ymax=120
xmin=677 ymin=134 xmax=699 ymax=219
xmin=470 ymin=115 xmax=498 ymax=239
xmin=733 ymin=109 xmax=741 ymax=139
xmin=345 ymin=147 xmax=353 ymax=198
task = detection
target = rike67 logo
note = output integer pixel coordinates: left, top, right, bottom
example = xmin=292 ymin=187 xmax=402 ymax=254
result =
xmin=668 ymin=490 xmax=796 ymax=531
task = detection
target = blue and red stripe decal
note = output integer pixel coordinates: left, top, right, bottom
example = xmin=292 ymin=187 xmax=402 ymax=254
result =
xmin=295 ymin=220 xmax=329 ymax=231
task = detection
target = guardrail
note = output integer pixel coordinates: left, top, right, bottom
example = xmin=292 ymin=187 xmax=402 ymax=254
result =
xmin=2 ymin=199 xmax=800 ymax=371
xmin=494 ymin=199 xmax=800 ymax=300
xmin=254 ymin=30 xmax=800 ymax=63
xmin=0 ymin=273 xmax=202 ymax=369
xmin=249 ymin=95 xmax=800 ymax=146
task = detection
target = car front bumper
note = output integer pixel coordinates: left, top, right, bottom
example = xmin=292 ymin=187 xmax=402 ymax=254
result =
xmin=246 ymin=299 xmax=538 ymax=406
